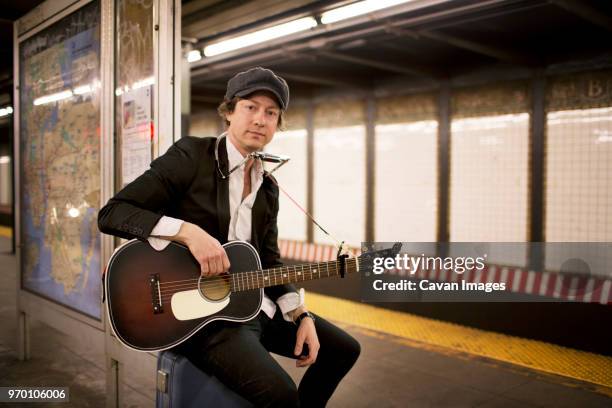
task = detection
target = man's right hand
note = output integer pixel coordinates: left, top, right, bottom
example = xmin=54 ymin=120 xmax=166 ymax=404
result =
xmin=174 ymin=222 xmax=230 ymax=276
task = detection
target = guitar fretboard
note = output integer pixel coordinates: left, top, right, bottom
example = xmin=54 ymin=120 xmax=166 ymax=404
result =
xmin=229 ymin=258 xmax=360 ymax=292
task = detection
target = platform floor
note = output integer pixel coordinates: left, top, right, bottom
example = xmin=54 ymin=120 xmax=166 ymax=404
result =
xmin=1 ymin=236 xmax=611 ymax=407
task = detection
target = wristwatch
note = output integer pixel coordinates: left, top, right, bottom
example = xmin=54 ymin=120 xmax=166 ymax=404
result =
xmin=294 ymin=311 xmax=315 ymax=325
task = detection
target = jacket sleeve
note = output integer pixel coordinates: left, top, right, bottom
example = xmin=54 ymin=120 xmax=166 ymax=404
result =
xmin=261 ymin=187 xmax=298 ymax=302
xmin=97 ymin=137 xmax=199 ymax=240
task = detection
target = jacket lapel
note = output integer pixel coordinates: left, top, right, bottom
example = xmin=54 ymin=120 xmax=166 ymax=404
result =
xmin=250 ymin=181 xmax=268 ymax=251
xmin=216 ymin=137 xmax=231 ymax=243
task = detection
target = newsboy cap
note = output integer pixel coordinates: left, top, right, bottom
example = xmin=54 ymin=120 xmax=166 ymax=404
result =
xmin=225 ymin=67 xmax=290 ymax=110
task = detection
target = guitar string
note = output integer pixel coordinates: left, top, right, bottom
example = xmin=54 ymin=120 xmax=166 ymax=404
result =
xmin=157 ymin=275 xmax=336 ymax=300
xmin=156 ymin=259 xmax=358 ymax=291
xmin=156 ymin=259 xmax=357 ymax=286
xmin=156 ymin=259 xmax=358 ymax=290
xmin=155 ymin=269 xmax=349 ymax=302
xmin=156 ymin=260 xmax=361 ymax=301
xmin=156 ymin=268 xmax=349 ymax=296
xmin=156 ymin=261 xmax=359 ymax=296
xmin=154 ymin=259 xmax=360 ymax=298
xmin=157 ymin=269 xmax=353 ymax=302
xmin=157 ymin=276 xmax=357 ymax=302
xmin=156 ymin=267 xmax=353 ymax=292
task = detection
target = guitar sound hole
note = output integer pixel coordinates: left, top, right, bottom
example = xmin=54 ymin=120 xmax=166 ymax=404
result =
xmin=198 ymin=274 xmax=231 ymax=302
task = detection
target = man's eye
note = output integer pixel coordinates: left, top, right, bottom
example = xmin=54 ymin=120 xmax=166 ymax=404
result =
xmin=267 ymin=111 xmax=279 ymax=116
xmin=246 ymin=105 xmax=255 ymax=110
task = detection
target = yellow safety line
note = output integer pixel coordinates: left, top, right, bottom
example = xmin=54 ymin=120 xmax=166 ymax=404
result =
xmin=308 ymin=292 xmax=612 ymax=391
xmin=0 ymin=226 xmax=11 ymax=238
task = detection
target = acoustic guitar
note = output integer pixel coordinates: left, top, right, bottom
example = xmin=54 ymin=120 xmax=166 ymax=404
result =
xmin=104 ymin=239 xmax=400 ymax=351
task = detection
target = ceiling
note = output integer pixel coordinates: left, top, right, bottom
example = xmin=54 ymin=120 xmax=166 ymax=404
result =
xmin=0 ymin=0 xmax=46 ymax=95
xmin=183 ymin=0 xmax=612 ymax=110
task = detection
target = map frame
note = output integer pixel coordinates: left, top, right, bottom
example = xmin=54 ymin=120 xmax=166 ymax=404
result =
xmin=14 ymin=0 xmax=107 ymax=323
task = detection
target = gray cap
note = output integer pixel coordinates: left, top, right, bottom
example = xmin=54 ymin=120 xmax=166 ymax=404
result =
xmin=225 ymin=67 xmax=290 ymax=110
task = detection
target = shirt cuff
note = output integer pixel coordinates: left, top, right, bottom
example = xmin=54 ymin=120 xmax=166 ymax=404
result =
xmin=277 ymin=288 xmax=305 ymax=322
xmin=148 ymin=216 xmax=184 ymax=251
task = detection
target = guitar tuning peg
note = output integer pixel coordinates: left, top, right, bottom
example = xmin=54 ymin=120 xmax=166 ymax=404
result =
xmin=392 ymin=242 xmax=403 ymax=254
xmin=362 ymin=243 xmax=375 ymax=253
xmin=337 ymin=241 xmax=350 ymax=258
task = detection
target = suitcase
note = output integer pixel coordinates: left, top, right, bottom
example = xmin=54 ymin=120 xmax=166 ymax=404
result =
xmin=156 ymin=349 xmax=253 ymax=408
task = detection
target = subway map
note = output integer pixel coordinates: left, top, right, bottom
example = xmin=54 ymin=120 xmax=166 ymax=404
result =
xmin=19 ymin=1 xmax=101 ymax=318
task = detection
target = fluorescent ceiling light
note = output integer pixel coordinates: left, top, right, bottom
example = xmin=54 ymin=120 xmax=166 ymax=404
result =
xmin=204 ymin=17 xmax=318 ymax=57
xmin=321 ymin=0 xmax=415 ymax=24
xmin=132 ymin=76 xmax=155 ymax=90
xmin=73 ymin=84 xmax=93 ymax=95
xmin=115 ymin=76 xmax=155 ymax=96
xmin=187 ymin=50 xmax=202 ymax=63
xmin=0 ymin=106 xmax=13 ymax=117
xmin=33 ymin=90 xmax=73 ymax=106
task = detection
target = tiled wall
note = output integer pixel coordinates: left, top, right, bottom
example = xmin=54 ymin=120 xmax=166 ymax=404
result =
xmin=449 ymin=113 xmax=530 ymax=242
xmin=267 ymin=107 xmax=308 ymax=241
xmin=545 ymin=107 xmax=612 ymax=242
xmin=449 ymin=84 xmax=530 ymax=267
xmin=375 ymin=93 xmax=438 ymax=242
xmin=545 ymin=71 xmax=612 ymax=243
xmin=0 ymin=158 xmax=11 ymax=206
xmin=544 ymin=72 xmax=612 ymax=277
xmin=314 ymin=100 xmax=365 ymax=247
xmin=450 ymin=113 xmax=530 ymax=266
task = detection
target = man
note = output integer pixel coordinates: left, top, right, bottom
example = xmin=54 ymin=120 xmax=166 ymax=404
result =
xmin=98 ymin=67 xmax=360 ymax=407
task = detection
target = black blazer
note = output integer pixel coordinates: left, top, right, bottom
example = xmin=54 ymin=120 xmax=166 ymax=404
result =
xmin=97 ymin=136 xmax=297 ymax=301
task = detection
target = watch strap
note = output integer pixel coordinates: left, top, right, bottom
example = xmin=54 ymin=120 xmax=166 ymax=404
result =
xmin=295 ymin=311 xmax=315 ymax=325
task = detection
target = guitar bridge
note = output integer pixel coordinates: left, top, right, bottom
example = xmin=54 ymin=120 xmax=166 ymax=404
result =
xmin=150 ymin=273 xmax=163 ymax=314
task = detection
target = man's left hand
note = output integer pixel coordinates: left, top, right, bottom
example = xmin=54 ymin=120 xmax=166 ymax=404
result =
xmin=293 ymin=313 xmax=319 ymax=367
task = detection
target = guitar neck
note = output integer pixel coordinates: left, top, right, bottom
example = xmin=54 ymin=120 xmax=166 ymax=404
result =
xmin=230 ymin=258 xmax=360 ymax=292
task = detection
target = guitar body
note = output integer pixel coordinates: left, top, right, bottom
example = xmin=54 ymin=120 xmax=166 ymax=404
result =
xmin=105 ymin=240 xmax=263 ymax=352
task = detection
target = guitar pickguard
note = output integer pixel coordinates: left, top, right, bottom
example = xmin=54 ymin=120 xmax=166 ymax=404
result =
xmin=171 ymin=290 xmax=230 ymax=321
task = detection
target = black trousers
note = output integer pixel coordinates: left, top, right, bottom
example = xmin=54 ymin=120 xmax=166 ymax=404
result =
xmin=176 ymin=310 xmax=361 ymax=407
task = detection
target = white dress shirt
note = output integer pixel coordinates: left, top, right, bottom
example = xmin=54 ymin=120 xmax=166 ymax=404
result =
xmin=148 ymin=135 xmax=304 ymax=321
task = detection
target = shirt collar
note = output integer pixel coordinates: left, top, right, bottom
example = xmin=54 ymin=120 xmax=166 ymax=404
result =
xmin=224 ymin=133 xmax=264 ymax=176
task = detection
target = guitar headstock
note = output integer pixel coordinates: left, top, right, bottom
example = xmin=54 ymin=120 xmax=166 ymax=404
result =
xmin=358 ymin=242 xmax=403 ymax=272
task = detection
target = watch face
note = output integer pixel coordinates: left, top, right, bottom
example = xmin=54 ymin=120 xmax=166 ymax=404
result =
xmin=304 ymin=312 xmax=315 ymax=322
xmin=296 ymin=311 xmax=313 ymax=325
